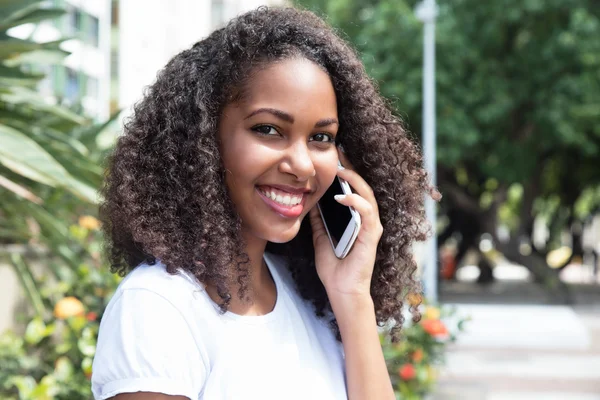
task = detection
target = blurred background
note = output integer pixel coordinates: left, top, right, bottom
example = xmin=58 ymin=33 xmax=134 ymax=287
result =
xmin=0 ymin=0 xmax=599 ymax=399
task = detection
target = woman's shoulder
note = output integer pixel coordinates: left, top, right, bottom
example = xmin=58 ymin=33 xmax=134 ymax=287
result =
xmin=119 ymin=260 xmax=202 ymax=292
xmin=108 ymin=260 xmax=214 ymax=317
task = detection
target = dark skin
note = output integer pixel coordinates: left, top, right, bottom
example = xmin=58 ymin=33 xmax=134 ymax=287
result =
xmin=207 ymin=57 xmax=340 ymax=315
xmin=108 ymin=58 xmax=394 ymax=400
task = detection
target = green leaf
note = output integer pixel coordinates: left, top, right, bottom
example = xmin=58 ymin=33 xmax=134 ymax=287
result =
xmin=81 ymin=357 xmax=93 ymax=376
xmin=4 ymin=48 xmax=69 ymax=66
xmin=0 ymin=123 xmax=73 ymax=186
xmin=55 ymin=342 xmax=72 ymax=355
xmin=0 ymin=124 xmax=98 ymax=202
xmin=77 ymin=327 xmax=96 ymax=357
xmin=0 ymin=8 xmax=66 ymax=32
xmin=76 ymin=110 xmax=121 ymax=149
xmin=0 ymin=39 xmax=54 ymax=60
xmin=24 ymin=317 xmax=49 ymax=345
xmin=30 ymin=374 xmax=60 ymax=399
xmin=5 ymin=375 xmax=36 ymax=398
xmin=10 ymin=254 xmax=46 ymax=317
xmin=53 ymin=356 xmax=74 ymax=381
xmin=0 ymin=64 xmax=44 ymax=85
xmin=1 ymin=86 xmax=85 ymax=123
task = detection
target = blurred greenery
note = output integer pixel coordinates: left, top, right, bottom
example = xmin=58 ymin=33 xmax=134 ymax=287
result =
xmin=0 ymin=0 xmax=118 ymax=314
xmin=0 ymin=2 xmax=119 ymax=397
xmin=0 ymin=221 xmax=121 ymax=400
xmin=381 ymin=304 xmax=468 ymax=399
xmin=297 ymin=0 xmax=600 ymax=298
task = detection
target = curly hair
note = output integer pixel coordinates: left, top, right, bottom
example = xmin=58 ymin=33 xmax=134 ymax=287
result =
xmin=100 ymin=6 xmax=435 ymax=341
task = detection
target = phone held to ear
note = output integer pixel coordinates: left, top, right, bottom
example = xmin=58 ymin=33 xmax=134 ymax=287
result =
xmin=317 ymin=164 xmax=362 ymax=259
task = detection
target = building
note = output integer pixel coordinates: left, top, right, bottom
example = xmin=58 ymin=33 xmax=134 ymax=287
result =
xmin=117 ymin=0 xmax=286 ymax=114
xmin=8 ymin=0 xmax=112 ymax=120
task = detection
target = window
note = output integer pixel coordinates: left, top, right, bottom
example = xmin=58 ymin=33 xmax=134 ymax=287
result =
xmin=64 ymin=5 xmax=82 ymax=37
xmin=86 ymin=75 xmax=98 ymax=99
xmin=88 ymin=15 xmax=99 ymax=47
xmin=64 ymin=6 xmax=99 ymax=46
xmin=211 ymin=0 xmax=225 ymax=29
xmin=65 ymin=67 xmax=80 ymax=104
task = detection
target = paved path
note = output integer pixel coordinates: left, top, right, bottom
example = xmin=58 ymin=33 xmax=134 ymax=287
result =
xmin=433 ymin=304 xmax=600 ymax=400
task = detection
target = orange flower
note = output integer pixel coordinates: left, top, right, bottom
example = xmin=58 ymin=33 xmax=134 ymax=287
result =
xmin=78 ymin=215 xmax=101 ymax=230
xmin=86 ymin=311 xmax=98 ymax=322
xmin=406 ymin=292 xmax=423 ymax=306
xmin=54 ymin=296 xmax=85 ymax=320
xmin=412 ymin=348 xmax=424 ymax=363
xmin=421 ymin=318 xmax=449 ymax=338
xmin=424 ymin=306 xmax=440 ymax=320
xmin=398 ymin=363 xmax=416 ymax=380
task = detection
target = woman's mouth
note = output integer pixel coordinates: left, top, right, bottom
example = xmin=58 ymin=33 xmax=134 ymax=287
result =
xmin=256 ymin=186 xmax=306 ymax=218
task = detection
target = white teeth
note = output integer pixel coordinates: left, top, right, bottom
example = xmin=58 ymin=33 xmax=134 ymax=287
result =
xmin=260 ymin=188 xmax=303 ymax=206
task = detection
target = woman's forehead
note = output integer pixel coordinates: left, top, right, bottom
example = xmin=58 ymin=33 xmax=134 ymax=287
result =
xmin=237 ymin=59 xmax=337 ymax=110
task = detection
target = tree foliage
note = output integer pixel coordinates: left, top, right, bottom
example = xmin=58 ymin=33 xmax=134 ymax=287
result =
xmin=296 ymin=0 xmax=600 ymax=296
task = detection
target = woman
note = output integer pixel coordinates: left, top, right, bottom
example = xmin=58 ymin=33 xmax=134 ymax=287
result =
xmin=92 ymin=6 xmax=435 ymax=400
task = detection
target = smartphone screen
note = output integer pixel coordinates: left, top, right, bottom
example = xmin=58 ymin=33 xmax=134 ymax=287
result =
xmin=318 ymin=178 xmax=353 ymax=247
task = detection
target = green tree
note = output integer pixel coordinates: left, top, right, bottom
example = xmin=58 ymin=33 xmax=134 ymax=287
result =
xmin=0 ymin=0 xmax=116 ymax=315
xmin=296 ymin=0 xmax=600 ymax=300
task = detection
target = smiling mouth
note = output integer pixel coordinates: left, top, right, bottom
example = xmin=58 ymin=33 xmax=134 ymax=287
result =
xmin=256 ymin=186 xmax=308 ymax=218
xmin=257 ymin=186 xmax=305 ymax=207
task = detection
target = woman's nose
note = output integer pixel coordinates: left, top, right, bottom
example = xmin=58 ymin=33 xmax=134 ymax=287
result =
xmin=279 ymin=141 xmax=316 ymax=181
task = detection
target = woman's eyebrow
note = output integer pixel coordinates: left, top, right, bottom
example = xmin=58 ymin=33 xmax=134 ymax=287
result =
xmin=245 ymin=108 xmax=339 ymax=128
xmin=245 ymin=108 xmax=294 ymax=123
xmin=315 ymin=118 xmax=339 ymax=128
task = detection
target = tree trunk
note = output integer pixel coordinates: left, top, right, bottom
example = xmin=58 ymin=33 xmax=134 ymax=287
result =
xmin=496 ymin=238 xmax=573 ymax=304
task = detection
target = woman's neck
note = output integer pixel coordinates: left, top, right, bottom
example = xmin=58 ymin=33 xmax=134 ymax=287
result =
xmin=242 ymin=230 xmax=271 ymax=291
xmin=206 ymin=230 xmax=277 ymax=316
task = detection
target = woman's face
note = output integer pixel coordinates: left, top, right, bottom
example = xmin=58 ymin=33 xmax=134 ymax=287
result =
xmin=218 ymin=58 xmax=339 ymax=244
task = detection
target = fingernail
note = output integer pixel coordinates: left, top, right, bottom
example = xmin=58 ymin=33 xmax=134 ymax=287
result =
xmin=337 ymin=164 xmax=345 ymax=171
xmin=334 ymin=194 xmax=346 ymax=201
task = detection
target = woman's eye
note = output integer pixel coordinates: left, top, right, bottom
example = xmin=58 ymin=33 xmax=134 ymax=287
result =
xmin=310 ymin=133 xmax=335 ymax=143
xmin=252 ymin=125 xmax=279 ymax=136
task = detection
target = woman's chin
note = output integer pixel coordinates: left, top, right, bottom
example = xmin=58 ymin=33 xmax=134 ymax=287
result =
xmin=260 ymin=220 xmax=304 ymax=244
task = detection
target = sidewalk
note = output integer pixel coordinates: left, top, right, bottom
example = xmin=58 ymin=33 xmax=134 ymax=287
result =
xmin=432 ymin=304 xmax=600 ymax=400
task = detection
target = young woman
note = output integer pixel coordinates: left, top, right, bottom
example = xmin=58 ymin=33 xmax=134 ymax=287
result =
xmin=92 ymin=6 xmax=435 ymax=400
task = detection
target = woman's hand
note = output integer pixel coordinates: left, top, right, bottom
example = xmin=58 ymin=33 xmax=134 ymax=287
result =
xmin=310 ymin=151 xmax=396 ymax=400
xmin=309 ymin=150 xmax=383 ymax=300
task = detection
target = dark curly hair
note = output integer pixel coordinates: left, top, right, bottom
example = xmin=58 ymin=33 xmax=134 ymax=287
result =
xmin=100 ymin=6 xmax=435 ymax=341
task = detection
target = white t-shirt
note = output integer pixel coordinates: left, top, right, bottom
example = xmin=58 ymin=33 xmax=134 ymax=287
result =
xmin=91 ymin=253 xmax=347 ymax=400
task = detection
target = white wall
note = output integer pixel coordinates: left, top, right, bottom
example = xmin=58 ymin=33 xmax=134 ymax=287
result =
xmin=118 ymin=0 xmax=212 ymax=112
xmin=118 ymin=0 xmax=287 ymax=114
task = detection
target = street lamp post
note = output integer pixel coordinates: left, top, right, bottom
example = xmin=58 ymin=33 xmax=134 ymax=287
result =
xmin=415 ymin=0 xmax=439 ymax=303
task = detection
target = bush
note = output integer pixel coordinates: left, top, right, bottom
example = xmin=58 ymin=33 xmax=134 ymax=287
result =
xmin=381 ymin=304 xmax=468 ymax=399
xmin=0 ymin=216 xmax=120 ymax=400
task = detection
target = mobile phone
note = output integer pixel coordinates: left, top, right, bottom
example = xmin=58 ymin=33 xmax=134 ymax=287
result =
xmin=317 ymin=169 xmax=362 ymax=259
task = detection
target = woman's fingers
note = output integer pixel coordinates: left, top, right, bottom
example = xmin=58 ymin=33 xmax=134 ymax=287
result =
xmin=335 ymin=193 xmax=383 ymax=239
xmin=336 ymin=167 xmax=379 ymax=215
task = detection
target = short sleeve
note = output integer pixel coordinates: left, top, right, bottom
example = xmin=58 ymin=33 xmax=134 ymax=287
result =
xmin=91 ymin=289 xmax=207 ymax=400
